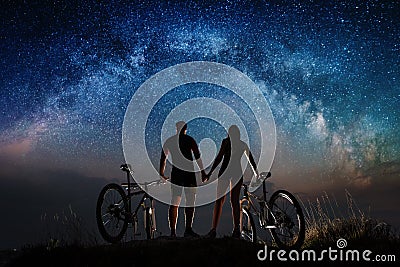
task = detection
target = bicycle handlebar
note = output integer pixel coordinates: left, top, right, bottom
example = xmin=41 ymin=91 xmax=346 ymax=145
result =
xmin=139 ymin=179 xmax=166 ymax=187
xmin=120 ymin=163 xmax=166 ymax=187
xmin=122 ymin=179 xmax=165 ymax=190
xmin=120 ymin=163 xmax=132 ymax=173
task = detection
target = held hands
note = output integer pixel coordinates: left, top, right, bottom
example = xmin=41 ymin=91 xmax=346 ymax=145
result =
xmin=201 ymin=171 xmax=211 ymax=183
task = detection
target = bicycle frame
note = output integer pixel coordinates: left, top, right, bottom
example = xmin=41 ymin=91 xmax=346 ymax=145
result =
xmin=96 ymin=164 xmax=162 ymax=243
xmin=241 ymin=180 xmax=276 ymax=229
xmin=240 ymin=173 xmax=306 ymax=248
xmin=120 ymin=164 xmax=156 ymax=238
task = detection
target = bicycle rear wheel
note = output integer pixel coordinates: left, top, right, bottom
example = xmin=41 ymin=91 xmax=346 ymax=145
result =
xmin=96 ymin=183 xmax=129 ymax=243
xmin=269 ymin=190 xmax=305 ymax=249
xmin=241 ymin=207 xmax=256 ymax=242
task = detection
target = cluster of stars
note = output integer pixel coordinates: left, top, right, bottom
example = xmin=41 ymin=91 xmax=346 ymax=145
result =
xmin=0 ymin=0 xmax=398 ymax=182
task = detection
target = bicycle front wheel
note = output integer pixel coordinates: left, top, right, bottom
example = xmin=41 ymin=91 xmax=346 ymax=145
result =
xmin=269 ymin=190 xmax=305 ymax=249
xmin=96 ymin=183 xmax=129 ymax=243
xmin=241 ymin=207 xmax=256 ymax=243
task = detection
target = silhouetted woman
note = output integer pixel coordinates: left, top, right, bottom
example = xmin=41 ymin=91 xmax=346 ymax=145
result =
xmin=206 ymin=125 xmax=258 ymax=238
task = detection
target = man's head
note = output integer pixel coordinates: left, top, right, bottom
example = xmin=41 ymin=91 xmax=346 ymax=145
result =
xmin=176 ymin=121 xmax=187 ymax=135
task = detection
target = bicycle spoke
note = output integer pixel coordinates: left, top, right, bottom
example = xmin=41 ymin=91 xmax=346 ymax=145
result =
xmin=103 ymin=217 xmax=112 ymax=226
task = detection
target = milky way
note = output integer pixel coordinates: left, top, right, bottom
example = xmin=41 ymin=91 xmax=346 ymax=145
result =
xmin=1 ymin=0 xmax=399 ymax=185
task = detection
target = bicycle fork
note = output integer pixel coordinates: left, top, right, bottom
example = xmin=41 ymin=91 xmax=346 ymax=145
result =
xmin=143 ymin=197 xmax=156 ymax=237
xmin=239 ymin=198 xmax=250 ymax=232
xmin=142 ymin=204 xmax=156 ymax=231
xmin=259 ymin=202 xmax=277 ymax=229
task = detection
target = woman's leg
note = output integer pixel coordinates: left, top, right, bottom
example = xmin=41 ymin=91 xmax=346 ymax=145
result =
xmin=212 ymin=178 xmax=229 ymax=230
xmin=212 ymin=195 xmax=226 ymax=229
xmin=230 ymin=178 xmax=243 ymax=232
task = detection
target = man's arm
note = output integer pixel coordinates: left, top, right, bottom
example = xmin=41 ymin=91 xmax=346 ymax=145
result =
xmin=191 ymin=139 xmax=206 ymax=179
xmin=196 ymin=157 xmax=206 ymax=177
xmin=159 ymin=147 xmax=169 ymax=180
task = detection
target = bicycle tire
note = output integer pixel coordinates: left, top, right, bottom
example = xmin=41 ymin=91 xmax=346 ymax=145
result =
xmin=96 ymin=183 xmax=129 ymax=243
xmin=268 ymin=190 xmax=305 ymax=249
xmin=241 ymin=207 xmax=257 ymax=243
xmin=145 ymin=207 xmax=154 ymax=239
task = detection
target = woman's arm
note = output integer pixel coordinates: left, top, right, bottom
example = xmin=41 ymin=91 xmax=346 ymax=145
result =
xmin=245 ymin=145 xmax=259 ymax=177
xmin=208 ymin=139 xmax=227 ymax=176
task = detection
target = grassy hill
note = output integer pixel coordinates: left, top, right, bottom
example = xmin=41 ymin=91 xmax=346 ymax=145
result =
xmin=3 ymin=228 xmax=399 ymax=267
xmin=2 ymin=190 xmax=399 ymax=266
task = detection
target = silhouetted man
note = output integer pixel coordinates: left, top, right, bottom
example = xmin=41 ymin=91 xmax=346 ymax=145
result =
xmin=159 ymin=121 xmax=206 ymax=237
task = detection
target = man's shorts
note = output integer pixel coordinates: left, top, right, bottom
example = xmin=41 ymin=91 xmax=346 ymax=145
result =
xmin=169 ymin=168 xmax=197 ymax=206
xmin=170 ymin=168 xmax=197 ymax=187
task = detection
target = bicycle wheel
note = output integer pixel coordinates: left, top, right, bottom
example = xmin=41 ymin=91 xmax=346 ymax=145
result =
xmin=145 ymin=207 xmax=155 ymax=239
xmin=96 ymin=183 xmax=129 ymax=243
xmin=241 ymin=207 xmax=256 ymax=243
xmin=268 ymin=190 xmax=305 ymax=249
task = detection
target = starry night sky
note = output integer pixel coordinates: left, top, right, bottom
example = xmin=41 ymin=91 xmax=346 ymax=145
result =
xmin=0 ymin=0 xmax=399 ymax=249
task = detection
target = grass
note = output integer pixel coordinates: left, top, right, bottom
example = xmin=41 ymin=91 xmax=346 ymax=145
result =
xmin=301 ymin=190 xmax=399 ymax=251
xmin=39 ymin=205 xmax=99 ymax=249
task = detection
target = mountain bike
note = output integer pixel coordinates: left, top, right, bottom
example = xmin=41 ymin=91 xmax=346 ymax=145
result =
xmin=96 ymin=164 xmax=163 ymax=243
xmin=240 ymin=172 xmax=305 ymax=249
